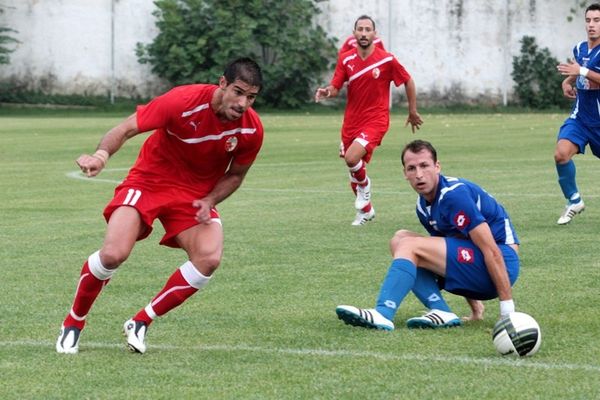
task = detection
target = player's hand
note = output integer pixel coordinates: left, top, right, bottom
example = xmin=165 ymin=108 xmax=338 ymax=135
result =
xmin=562 ymin=83 xmax=577 ymax=99
xmin=405 ymin=112 xmax=423 ymax=134
xmin=192 ymin=198 xmax=214 ymax=225
xmin=314 ymin=87 xmax=330 ymax=103
xmin=462 ymin=299 xmax=485 ymax=322
xmin=76 ymin=154 xmax=105 ymax=177
xmin=556 ymin=59 xmax=581 ymax=76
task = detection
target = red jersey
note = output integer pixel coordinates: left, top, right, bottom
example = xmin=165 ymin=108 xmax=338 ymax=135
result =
xmin=127 ymin=84 xmax=263 ymax=196
xmin=339 ymin=35 xmax=385 ymax=54
xmin=331 ymin=47 xmax=411 ymax=134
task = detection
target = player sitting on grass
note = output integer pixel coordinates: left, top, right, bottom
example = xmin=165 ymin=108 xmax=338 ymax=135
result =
xmin=336 ymin=140 xmax=520 ymax=330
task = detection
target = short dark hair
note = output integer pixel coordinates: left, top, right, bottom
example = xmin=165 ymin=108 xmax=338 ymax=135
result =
xmin=223 ymin=57 xmax=263 ymax=91
xmin=586 ymin=3 xmax=600 ymax=13
xmin=354 ymin=15 xmax=376 ymax=31
xmin=401 ymin=140 xmax=438 ymax=166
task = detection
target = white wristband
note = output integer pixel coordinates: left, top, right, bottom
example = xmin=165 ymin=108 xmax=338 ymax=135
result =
xmin=580 ymin=67 xmax=590 ymax=77
xmin=92 ymin=149 xmax=109 ymax=166
xmin=500 ymin=299 xmax=515 ymax=317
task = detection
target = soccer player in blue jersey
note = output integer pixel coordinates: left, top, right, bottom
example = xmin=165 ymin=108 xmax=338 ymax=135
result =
xmin=554 ymin=3 xmax=600 ymax=224
xmin=336 ymin=140 xmax=520 ymax=330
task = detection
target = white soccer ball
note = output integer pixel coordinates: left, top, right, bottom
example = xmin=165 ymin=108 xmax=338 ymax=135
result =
xmin=492 ymin=312 xmax=542 ymax=357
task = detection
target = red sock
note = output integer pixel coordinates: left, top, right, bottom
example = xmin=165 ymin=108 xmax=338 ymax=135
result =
xmin=133 ymin=268 xmax=198 ymax=325
xmin=349 ymin=161 xmax=367 ymax=185
xmin=63 ymin=261 xmax=110 ymax=330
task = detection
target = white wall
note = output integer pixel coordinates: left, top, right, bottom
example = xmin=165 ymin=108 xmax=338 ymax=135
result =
xmin=0 ymin=0 xmax=588 ymax=103
xmin=0 ymin=0 xmax=168 ymax=98
xmin=316 ymin=0 xmax=586 ymax=105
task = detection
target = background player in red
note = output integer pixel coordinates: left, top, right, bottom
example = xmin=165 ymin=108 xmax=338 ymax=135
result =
xmin=56 ymin=58 xmax=264 ymax=354
xmin=339 ymin=33 xmax=386 ymax=54
xmin=315 ymin=15 xmax=423 ymax=225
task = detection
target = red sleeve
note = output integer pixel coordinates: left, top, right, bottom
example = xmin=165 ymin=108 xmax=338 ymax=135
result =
xmin=391 ymin=56 xmax=411 ymax=87
xmin=374 ymin=38 xmax=386 ymax=52
xmin=330 ymin=53 xmax=349 ymax=90
xmin=339 ymin=36 xmax=354 ymax=54
xmin=136 ymin=87 xmax=184 ymax=132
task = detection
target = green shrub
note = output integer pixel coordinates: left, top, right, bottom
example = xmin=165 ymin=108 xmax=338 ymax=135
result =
xmin=136 ymin=0 xmax=338 ymax=108
xmin=0 ymin=6 xmax=19 ymax=65
xmin=511 ymin=36 xmax=570 ymax=109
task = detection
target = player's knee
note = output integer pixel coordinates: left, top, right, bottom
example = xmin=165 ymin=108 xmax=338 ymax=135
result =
xmin=190 ymin=255 xmax=221 ymax=276
xmin=389 ymin=230 xmax=416 ymax=254
xmin=99 ymin=246 xmax=130 ymax=268
xmin=344 ymin=154 xmax=361 ymax=167
xmin=554 ymin=148 xmax=571 ymax=164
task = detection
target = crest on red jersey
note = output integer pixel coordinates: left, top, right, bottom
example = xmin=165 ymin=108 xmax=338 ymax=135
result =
xmin=457 ymin=247 xmax=475 ymax=264
xmin=453 ymin=211 xmax=470 ymax=229
xmin=225 ymin=137 xmax=238 ymax=152
xmin=372 ymin=67 xmax=380 ymax=79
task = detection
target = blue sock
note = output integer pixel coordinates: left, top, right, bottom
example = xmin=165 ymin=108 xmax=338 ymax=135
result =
xmin=375 ymin=258 xmax=416 ymax=321
xmin=556 ymin=161 xmax=581 ymax=204
xmin=411 ymin=269 xmax=451 ymax=312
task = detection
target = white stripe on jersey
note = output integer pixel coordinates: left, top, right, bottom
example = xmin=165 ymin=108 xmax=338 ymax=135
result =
xmin=181 ymin=103 xmax=210 ymax=117
xmin=504 ymin=218 xmax=516 ymax=245
xmin=347 ymin=56 xmax=394 ymax=83
xmin=167 ymin=127 xmax=257 ymax=144
xmin=570 ymin=98 xmax=580 ymax=119
xmin=416 ymin=200 xmax=428 ymax=219
xmin=438 ymin=182 xmax=464 ymax=203
xmin=342 ymin=53 xmax=358 ymax=65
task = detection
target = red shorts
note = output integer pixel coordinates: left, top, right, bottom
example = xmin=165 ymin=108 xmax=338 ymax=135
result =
xmin=339 ymin=127 xmax=387 ymax=163
xmin=103 ymin=183 xmax=220 ymax=248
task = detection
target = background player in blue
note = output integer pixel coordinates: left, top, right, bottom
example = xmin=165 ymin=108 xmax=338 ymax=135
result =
xmin=554 ymin=3 xmax=600 ymax=224
xmin=336 ymin=140 xmax=520 ymax=330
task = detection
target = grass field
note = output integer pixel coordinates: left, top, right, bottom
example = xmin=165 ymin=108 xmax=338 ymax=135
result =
xmin=2 ymin=109 xmax=600 ymax=399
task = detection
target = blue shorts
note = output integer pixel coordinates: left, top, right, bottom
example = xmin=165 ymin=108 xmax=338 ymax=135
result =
xmin=557 ymin=118 xmax=600 ymax=158
xmin=441 ymin=238 xmax=519 ymax=300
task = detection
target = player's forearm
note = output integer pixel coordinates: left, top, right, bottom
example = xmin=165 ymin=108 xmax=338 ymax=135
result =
xmin=323 ymin=85 xmax=339 ymax=98
xmin=470 ymin=223 xmax=512 ymax=301
xmin=484 ymin=252 xmax=513 ymax=301
xmin=96 ymin=113 xmax=139 ymax=157
xmin=562 ymin=75 xmax=576 ymax=86
xmin=203 ymin=166 xmax=249 ymax=207
xmin=584 ymin=68 xmax=600 ymax=86
xmin=404 ymin=79 xmax=418 ymax=114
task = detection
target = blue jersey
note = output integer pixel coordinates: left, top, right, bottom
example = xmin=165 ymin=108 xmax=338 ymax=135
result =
xmin=569 ymin=41 xmax=600 ymax=127
xmin=415 ymin=175 xmax=519 ymax=245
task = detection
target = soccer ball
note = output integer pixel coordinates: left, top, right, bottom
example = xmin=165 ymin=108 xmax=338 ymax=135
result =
xmin=492 ymin=312 xmax=541 ymax=357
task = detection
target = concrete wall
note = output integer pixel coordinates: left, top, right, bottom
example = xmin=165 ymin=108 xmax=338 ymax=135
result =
xmin=0 ymin=0 xmax=589 ymax=104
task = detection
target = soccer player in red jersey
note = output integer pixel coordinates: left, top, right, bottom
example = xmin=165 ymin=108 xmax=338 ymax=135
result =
xmin=316 ymin=15 xmax=423 ymax=225
xmin=56 ymin=58 xmax=264 ymax=354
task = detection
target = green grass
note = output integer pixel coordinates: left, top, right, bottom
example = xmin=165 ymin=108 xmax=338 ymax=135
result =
xmin=1 ymin=110 xmax=600 ymax=399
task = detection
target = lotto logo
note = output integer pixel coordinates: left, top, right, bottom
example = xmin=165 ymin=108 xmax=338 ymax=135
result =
xmin=457 ymin=247 xmax=475 ymax=263
xmin=454 ymin=211 xmax=470 ymax=228
xmin=384 ymin=300 xmax=397 ymax=309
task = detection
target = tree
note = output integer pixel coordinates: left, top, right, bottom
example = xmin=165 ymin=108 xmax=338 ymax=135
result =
xmin=0 ymin=6 xmax=18 ymax=65
xmin=511 ymin=36 xmax=569 ymax=109
xmin=136 ymin=0 xmax=338 ymax=108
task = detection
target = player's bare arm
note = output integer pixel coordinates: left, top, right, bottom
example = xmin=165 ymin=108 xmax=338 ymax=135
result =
xmin=403 ymin=79 xmax=423 ymax=133
xmin=76 ymin=113 xmax=140 ymax=177
xmin=193 ymin=161 xmax=252 ymax=224
xmin=314 ymin=85 xmax=339 ymax=102
xmin=560 ymin=75 xmax=577 ymax=99
xmin=468 ymin=222 xmax=514 ymax=315
xmin=556 ymin=59 xmax=600 ymax=86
